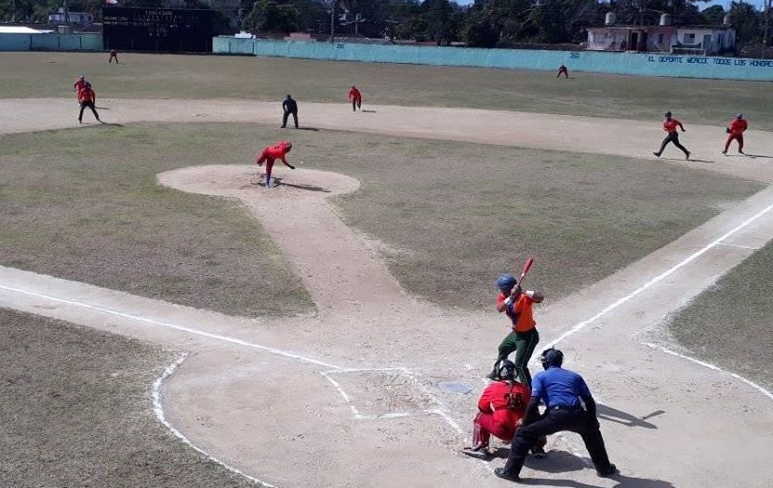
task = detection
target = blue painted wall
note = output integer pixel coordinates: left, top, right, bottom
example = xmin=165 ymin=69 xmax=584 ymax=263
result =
xmin=213 ymin=37 xmax=773 ymax=82
xmin=0 ymin=33 xmax=103 ymax=51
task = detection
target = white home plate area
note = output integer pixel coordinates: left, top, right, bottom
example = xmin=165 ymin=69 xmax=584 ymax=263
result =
xmin=1 ymin=99 xmax=773 ymax=487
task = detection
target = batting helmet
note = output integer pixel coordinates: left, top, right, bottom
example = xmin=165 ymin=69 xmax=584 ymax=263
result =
xmin=664 ymin=111 xmax=672 ymax=118
xmin=540 ymin=347 xmax=564 ymax=370
xmin=496 ymin=273 xmax=517 ymax=292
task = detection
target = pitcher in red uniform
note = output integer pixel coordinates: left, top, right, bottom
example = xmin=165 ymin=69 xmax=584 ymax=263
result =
xmin=255 ymin=141 xmax=296 ymax=188
xmin=722 ymin=114 xmax=748 ymax=155
xmin=462 ymin=361 xmax=546 ymax=459
xmin=348 ymin=85 xmax=362 ymax=112
xmin=653 ymin=111 xmax=690 ymax=160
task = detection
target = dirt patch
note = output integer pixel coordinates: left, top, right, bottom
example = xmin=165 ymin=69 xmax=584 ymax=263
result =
xmin=325 ymin=370 xmax=435 ymax=416
xmin=0 ymin=308 xmax=257 ymax=488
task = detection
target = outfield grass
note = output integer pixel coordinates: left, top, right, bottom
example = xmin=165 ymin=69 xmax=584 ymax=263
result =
xmin=668 ymin=241 xmax=773 ymax=390
xmin=0 ymin=122 xmax=760 ymax=312
xmin=0 ymin=308 xmax=257 ymax=488
xmin=2 ymin=52 xmax=773 ymax=129
xmin=0 ymin=124 xmax=312 ymax=318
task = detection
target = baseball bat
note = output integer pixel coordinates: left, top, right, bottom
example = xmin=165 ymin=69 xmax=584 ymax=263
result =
xmin=517 ymin=257 xmax=534 ymax=287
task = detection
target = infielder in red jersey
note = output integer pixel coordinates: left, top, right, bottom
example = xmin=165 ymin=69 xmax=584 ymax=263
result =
xmin=74 ymin=75 xmax=88 ymax=100
xmin=256 ymin=141 xmax=296 ymax=188
xmin=77 ymin=85 xmax=100 ymax=124
xmin=653 ymin=111 xmax=690 ymax=160
xmin=722 ymin=114 xmax=748 ymax=155
xmin=463 ymin=361 xmax=546 ymax=460
xmin=348 ymin=85 xmax=362 ymax=111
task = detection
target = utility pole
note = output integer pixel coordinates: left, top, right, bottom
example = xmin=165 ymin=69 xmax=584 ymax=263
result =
xmin=11 ymin=0 xmax=16 ymax=22
xmin=329 ymin=0 xmax=336 ymax=43
xmin=764 ymin=0 xmax=771 ymax=49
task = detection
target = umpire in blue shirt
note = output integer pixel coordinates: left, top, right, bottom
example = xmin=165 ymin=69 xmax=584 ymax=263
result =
xmin=495 ymin=347 xmax=617 ymax=482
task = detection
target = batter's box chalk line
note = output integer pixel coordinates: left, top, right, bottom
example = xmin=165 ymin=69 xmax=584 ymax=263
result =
xmin=320 ymin=367 xmax=463 ymax=433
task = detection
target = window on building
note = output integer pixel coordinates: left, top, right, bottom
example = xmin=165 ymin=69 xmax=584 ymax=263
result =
xmin=658 ymin=33 xmax=664 ymax=44
xmin=684 ymin=33 xmax=695 ymax=43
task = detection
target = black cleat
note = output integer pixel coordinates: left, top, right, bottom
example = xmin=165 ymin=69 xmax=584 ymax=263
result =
xmin=494 ymin=468 xmax=521 ymax=482
xmin=685 ymin=151 xmax=691 ymax=160
xmin=652 ymin=152 xmax=660 ymax=157
xmin=597 ymin=464 xmax=618 ymax=477
xmin=531 ymin=445 xmax=547 ymax=458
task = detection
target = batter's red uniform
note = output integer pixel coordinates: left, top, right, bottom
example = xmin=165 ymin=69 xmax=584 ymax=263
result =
xmin=348 ymin=86 xmax=362 ymax=111
xmin=663 ymin=118 xmax=683 ymax=133
xmin=256 ymin=141 xmax=294 ymax=187
xmin=472 ymin=380 xmax=530 ymax=447
xmin=724 ymin=118 xmax=748 ymax=153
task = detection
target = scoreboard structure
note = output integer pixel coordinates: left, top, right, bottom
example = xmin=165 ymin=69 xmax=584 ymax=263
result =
xmin=103 ymin=7 xmax=215 ymax=52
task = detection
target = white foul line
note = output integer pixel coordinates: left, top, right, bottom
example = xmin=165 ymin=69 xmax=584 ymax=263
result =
xmin=643 ymin=342 xmax=773 ymax=401
xmin=0 ymin=281 xmax=342 ymax=370
xmin=543 ymin=201 xmax=773 ymax=351
xmin=152 ymin=354 xmax=275 ymax=487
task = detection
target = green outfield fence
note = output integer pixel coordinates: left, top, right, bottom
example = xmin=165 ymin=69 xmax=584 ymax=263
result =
xmin=213 ymin=37 xmax=773 ymax=82
xmin=0 ymin=33 xmax=103 ymax=51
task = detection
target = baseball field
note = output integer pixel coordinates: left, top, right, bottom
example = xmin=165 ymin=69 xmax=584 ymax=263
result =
xmin=1 ymin=51 xmax=772 ymax=488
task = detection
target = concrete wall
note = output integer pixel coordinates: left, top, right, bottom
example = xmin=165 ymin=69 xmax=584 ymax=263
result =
xmin=0 ymin=33 xmax=103 ymax=51
xmin=213 ymin=37 xmax=773 ymax=81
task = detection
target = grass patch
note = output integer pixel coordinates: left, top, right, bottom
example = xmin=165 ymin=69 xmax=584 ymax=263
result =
xmin=2 ymin=122 xmax=759 ymax=312
xmin=0 ymin=124 xmax=312 ymax=318
xmin=0 ymin=308 xmax=257 ymax=488
xmin=668 ymin=241 xmax=773 ymax=390
xmin=2 ymin=52 xmax=773 ymax=128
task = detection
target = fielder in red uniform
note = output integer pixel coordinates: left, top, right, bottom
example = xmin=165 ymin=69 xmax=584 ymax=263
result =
xmin=256 ymin=141 xmax=296 ymax=188
xmin=77 ymin=85 xmax=100 ymax=123
xmin=653 ymin=111 xmax=690 ymax=160
xmin=463 ymin=361 xmax=546 ymax=459
xmin=74 ymin=75 xmax=88 ymax=100
xmin=557 ymin=65 xmax=569 ymax=79
xmin=348 ymin=85 xmax=362 ymax=111
xmin=722 ymin=114 xmax=748 ymax=155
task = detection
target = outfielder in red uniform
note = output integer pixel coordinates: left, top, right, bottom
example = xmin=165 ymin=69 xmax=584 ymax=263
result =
xmin=256 ymin=141 xmax=296 ymax=188
xmin=722 ymin=114 xmax=748 ymax=155
xmin=348 ymin=85 xmax=362 ymax=112
xmin=557 ymin=65 xmax=569 ymax=79
xmin=463 ymin=361 xmax=546 ymax=459
xmin=77 ymin=85 xmax=100 ymax=124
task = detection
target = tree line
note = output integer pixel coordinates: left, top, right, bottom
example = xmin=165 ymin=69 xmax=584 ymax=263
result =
xmin=1 ymin=0 xmax=770 ymax=49
xmin=241 ymin=0 xmax=771 ymax=49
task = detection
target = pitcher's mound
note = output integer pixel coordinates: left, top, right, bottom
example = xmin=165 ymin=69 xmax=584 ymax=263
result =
xmin=157 ymin=164 xmax=360 ymax=199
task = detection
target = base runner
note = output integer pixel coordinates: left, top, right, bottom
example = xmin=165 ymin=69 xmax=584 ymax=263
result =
xmin=256 ymin=141 xmax=296 ymax=189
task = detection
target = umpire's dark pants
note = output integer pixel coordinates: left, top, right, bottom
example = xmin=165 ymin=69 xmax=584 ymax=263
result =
xmin=79 ymin=101 xmax=100 ymax=122
xmin=503 ymin=406 xmax=613 ymax=477
xmin=282 ymin=110 xmax=298 ymax=128
xmin=656 ymin=132 xmax=689 ymax=156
